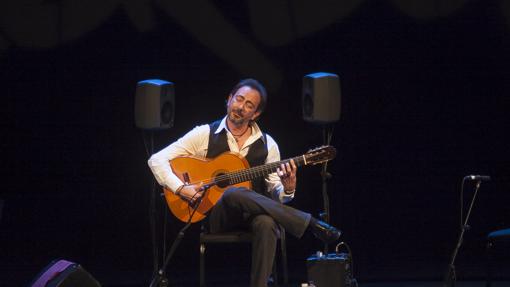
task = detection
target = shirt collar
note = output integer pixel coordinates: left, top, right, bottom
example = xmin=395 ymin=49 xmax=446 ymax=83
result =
xmin=216 ymin=116 xmax=265 ymax=144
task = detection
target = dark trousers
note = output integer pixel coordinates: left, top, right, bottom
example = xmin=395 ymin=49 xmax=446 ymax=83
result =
xmin=208 ymin=187 xmax=311 ymax=287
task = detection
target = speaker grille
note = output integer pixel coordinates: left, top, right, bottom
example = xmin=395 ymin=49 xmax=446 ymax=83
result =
xmin=303 ymin=91 xmax=314 ymax=118
xmin=161 ymin=101 xmax=174 ymax=125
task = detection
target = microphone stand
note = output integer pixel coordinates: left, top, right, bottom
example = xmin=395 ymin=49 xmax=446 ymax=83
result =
xmin=443 ymin=179 xmax=483 ymax=287
xmin=149 ymin=186 xmax=212 ymax=287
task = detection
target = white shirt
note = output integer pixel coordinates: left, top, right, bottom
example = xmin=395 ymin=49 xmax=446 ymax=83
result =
xmin=148 ymin=117 xmax=294 ymax=203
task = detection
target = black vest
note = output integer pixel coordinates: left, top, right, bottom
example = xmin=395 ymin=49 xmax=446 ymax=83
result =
xmin=206 ymin=119 xmax=268 ymax=195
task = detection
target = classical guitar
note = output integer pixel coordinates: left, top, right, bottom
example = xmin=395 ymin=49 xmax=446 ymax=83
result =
xmin=163 ymin=145 xmax=336 ymax=223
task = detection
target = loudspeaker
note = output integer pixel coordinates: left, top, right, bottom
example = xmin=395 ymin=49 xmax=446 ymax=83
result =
xmin=302 ymin=72 xmax=341 ymax=124
xmin=135 ymin=79 xmax=175 ymax=129
xmin=29 ymin=259 xmax=101 ymax=287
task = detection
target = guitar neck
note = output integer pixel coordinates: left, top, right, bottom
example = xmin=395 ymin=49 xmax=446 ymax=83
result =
xmin=227 ymin=155 xmax=306 ymax=185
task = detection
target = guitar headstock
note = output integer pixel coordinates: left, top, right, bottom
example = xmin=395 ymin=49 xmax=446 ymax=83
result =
xmin=304 ymin=145 xmax=337 ymax=165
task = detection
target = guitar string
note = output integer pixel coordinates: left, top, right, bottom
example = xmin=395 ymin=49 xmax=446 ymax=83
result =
xmin=188 ymin=151 xmax=334 ymax=186
xmin=182 ymin=157 xmax=296 ymax=218
xmin=202 ymin=148 xmax=330 ymax=185
xmin=193 ymin=157 xmax=301 ymax=185
xmin=200 ymin=156 xmax=306 ymax=185
xmin=180 ymin=151 xmax=329 ymax=218
xmin=182 ymin=156 xmax=296 ymax=217
xmin=184 ymin=156 xmax=306 ymax=187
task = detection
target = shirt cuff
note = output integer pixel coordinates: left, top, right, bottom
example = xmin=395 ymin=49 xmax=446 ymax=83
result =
xmin=276 ymin=185 xmax=294 ymax=203
xmin=284 ymin=189 xmax=295 ymax=195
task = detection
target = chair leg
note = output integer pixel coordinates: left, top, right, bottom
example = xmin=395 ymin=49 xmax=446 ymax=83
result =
xmin=200 ymin=243 xmax=206 ymax=287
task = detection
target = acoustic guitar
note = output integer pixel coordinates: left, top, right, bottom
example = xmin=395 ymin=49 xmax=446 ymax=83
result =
xmin=164 ymin=145 xmax=336 ymax=223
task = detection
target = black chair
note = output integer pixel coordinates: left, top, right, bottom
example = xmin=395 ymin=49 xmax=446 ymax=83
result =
xmin=486 ymin=228 xmax=510 ymax=287
xmin=199 ymin=226 xmax=288 ymax=287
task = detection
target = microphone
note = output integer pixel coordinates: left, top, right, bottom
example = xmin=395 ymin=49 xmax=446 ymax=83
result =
xmin=464 ymin=175 xmax=491 ymax=181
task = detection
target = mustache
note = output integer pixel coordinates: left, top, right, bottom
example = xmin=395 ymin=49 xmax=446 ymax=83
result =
xmin=231 ymin=108 xmax=244 ymax=116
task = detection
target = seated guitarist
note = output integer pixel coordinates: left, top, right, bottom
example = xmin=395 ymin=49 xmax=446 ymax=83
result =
xmin=148 ymin=78 xmax=341 ymax=287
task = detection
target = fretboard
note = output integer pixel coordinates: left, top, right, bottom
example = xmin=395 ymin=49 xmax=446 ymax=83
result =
xmin=226 ymin=155 xmax=306 ymax=185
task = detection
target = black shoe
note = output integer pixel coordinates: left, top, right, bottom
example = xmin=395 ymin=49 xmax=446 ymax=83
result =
xmin=310 ymin=219 xmax=341 ymax=244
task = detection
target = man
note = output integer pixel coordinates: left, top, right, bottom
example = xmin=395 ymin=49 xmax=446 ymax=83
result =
xmin=148 ymin=78 xmax=341 ymax=287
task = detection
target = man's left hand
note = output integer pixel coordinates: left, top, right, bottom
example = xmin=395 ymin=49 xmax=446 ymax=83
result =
xmin=277 ymin=159 xmax=297 ymax=192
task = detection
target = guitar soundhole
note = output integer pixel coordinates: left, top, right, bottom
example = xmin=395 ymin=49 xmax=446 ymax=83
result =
xmin=214 ymin=173 xmax=230 ymax=188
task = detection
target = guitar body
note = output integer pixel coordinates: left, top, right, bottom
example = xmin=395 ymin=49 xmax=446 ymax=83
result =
xmin=164 ymin=152 xmax=252 ymax=223
xmin=162 ymin=145 xmax=336 ymax=223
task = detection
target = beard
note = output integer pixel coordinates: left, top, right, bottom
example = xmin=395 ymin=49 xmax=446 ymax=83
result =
xmin=227 ymin=108 xmax=248 ymax=125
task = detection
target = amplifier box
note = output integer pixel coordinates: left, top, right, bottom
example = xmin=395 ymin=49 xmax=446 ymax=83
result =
xmin=306 ymin=252 xmax=354 ymax=287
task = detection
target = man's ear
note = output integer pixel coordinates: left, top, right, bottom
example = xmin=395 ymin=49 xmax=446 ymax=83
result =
xmin=226 ymin=94 xmax=232 ymax=107
xmin=251 ymin=110 xmax=262 ymax=121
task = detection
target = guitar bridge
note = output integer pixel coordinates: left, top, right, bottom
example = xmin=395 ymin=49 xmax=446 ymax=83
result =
xmin=183 ymin=172 xmax=191 ymax=184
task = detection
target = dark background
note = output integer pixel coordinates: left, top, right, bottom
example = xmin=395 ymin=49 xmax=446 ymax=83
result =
xmin=1 ymin=0 xmax=509 ymax=286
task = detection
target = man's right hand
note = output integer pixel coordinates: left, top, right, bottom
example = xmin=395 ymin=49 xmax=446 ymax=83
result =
xmin=178 ymin=183 xmax=204 ymax=203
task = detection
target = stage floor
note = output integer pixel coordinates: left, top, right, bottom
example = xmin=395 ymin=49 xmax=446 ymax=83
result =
xmin=3 ymin=260 xmax=509 ymax=286
xmin=363 ymin=282 xmax=510 ymax=287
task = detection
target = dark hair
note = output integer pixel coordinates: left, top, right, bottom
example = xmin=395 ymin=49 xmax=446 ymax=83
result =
xmin=229 ymin=78 xmax=268 ymax=113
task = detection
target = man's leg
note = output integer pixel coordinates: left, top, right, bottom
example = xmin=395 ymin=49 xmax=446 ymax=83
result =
xmin=249 ymin=215 xmax=279 ymax=287
xmin=207 ymin=187 xmax=341 ymax=286
xmin=210 ymin=187 xmax=311 ymax=238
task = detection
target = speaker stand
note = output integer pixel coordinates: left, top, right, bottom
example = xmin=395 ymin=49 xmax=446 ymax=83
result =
xmin=319 ymin=125 xmax=334 ymax=254
xmin=140 ymin=130 xmax=166 ymax=283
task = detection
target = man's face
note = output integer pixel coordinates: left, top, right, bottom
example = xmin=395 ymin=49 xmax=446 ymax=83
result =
xmin=226 ymin=86 xmax=262 ymax=126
